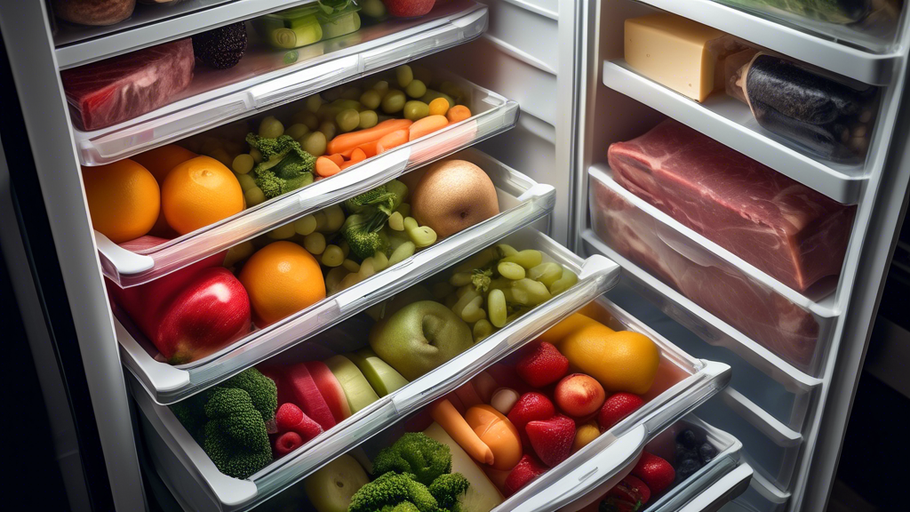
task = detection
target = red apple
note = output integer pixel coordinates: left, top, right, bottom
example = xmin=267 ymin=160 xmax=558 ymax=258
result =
xmin=382 ymin=0 xmax=435 ymax=17
xmin=154 ymin=267 xmax=252 ymax=363
xmin=554 ymin=374 xmax=606 ymax=418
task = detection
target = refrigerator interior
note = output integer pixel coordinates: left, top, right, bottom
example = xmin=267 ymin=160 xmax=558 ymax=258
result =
xmin=2 ymin=0 xmax=910 ymax=511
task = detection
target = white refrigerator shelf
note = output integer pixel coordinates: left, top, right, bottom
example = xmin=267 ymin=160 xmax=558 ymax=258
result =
xmin=119 ymin=149 xmax=554 ymax=405
xmin=629 ymin=0 xmax=904 ymax=85
xmin=99 ymin=75 xmax=518 ymax=288
xmin=132 ymin=227 xmax=623 ymax=512
xmin=601 ymin=60 xmax=869 ymax=204
xmin=73 ymin=1 xmax=488 ymax=166
xmin=582 ymin=231 xmax=823 ymax=394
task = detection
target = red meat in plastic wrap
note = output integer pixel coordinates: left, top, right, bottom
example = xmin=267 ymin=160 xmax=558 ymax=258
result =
xmin=607 ymin=119 xmax=855 ymax=293
xmin=61 ymin=38 xmax=194 ymax=131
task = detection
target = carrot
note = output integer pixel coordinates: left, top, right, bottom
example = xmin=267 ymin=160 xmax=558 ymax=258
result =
xmin=350 ymin=148 xmax=367 ymax=163
xmin=356 ymin=140 xmax=380 ymax=158
xmin=408 ymin=115 xmax=449 ymax=141
xmin=339 ymin=160 xmax=357 ymax=170
xmin=446 ymin=105 xmax=471 ymax=124
xmin=315 ymin=156 xmax=341 ymax=177
xmin=376 ymin=129 xmax=409 ymax=154
xmin=326 ymin=118 xmax=413 ymax=155
xmin=428 ymin=97 xmax=451 ymax=117
xmin=429 ymin=399 xmax=494 ymax=465
xmin=465 ymin=405 xmax=522 ymax=471
xmin=325 ymin=153 xmax=345 ymax=166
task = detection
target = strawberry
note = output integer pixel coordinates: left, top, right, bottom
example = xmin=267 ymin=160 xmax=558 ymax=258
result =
xmin=526 ymin=414 xmax=576 ymax=467
xmin=504 ymin=453 xmax=548 ymax=496
xmin=275 ymin=403 xmax=323 ymax=443
xmin=598 ymin=393 xmax=645 ymax=432
xmin=631 ymin=452 xmax=675 ymax=494
xmin=516 ymin=342 xmax=569 ymax=388
xmin=601 ymin=475 xmax=651 ymax=512
xmin=508 ymin=392 xmax=556 ymax=446
xmin=273 ymin=431 xmax=303 ymax=457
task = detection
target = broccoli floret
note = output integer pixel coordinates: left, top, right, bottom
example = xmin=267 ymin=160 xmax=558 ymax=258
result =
xmin=373 ymin=432 xmax=453 ymax=487
xmin=382 ymin=503 xmax=421 ymax=512
xmin=348 ymin=472 xmax=440 ymax=512
xmin=169 ymin=368 xmax=277 ymax=479
xmin=246 ymin=134 xmax=316 ymax=199
xmin=341 ymin=181 xmax=408 ymax=260
xmin=428 ymin=473 xmax=470 ymax=512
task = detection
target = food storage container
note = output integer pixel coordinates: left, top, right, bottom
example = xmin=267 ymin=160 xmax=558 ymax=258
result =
xmin=253 ymin=5 xmax=324 ymax=49
xmin=317 ymin=2 xmax=362 ymax=39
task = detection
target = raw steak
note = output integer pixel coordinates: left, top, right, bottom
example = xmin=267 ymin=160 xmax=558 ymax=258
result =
xmin=590 ymin=178 xmax=819 ymax=371
xmin=61 ymin=38 xmax=194 ymax=131
xmin=607 ymin=119 xmax=855 ymax=293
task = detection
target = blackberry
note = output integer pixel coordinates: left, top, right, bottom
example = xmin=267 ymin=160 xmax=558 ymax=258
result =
xmin=675 ymin=458 xmax=701 ymax=482
xmin=676 ymin=429 xmax=698 ymax=449
xmin=193 ymin=22 xmax=248 ymax=69
xmin=699 ymin=442 xmax=718 ymax=464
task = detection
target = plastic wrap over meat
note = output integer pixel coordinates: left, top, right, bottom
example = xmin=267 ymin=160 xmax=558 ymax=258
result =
xmin=589 ymin=176 xmax=820 ymax=371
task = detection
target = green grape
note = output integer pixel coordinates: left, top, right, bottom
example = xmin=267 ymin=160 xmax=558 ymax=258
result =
xmin=313 ymin=210 xmax=327 ymax=230
xmin=396 ymin=203 xmax=411 ymax=218
xmin=340 ymin=87 xmax=362 ymax=101
xmin=332 ymin=99 xmax=363 ymax=111
xmin=381 ymin=90 xmax=407 ymax=114
xmin=342 ymin=259 xmax=360 ymax=273
xmin=389 ymin=241 xmax=415 ymax=265
xmin=498 ymin=262 xmax=526 ymax=280
xmin=244 ymin=187 xmax=266 ymax=207
xmin=487 ymin=277 xmax=513 ymax=292
xmin=336 ymin=109 xmax=361 ymax=132
xmin=294 ymin=215 xmax=317 ymax=236
xmin=284 ymin=123 xmax=309 ymax=141
xmin=396 ymin=65 xmax=413 ymax=88
xmin=388 ymin=211 xmax=405 ymax=231
xmin=403 ymin=100 xmax=430 ymax=121
xmin=549 ymin=267 xmax=578 ymax=295
xmin=236 ymin=173 xmax=257 ymax=192
xmin=432 ymin=281 xmax=455 ymax=300
xmin=258 ymin=116 xmax=284 ymax=138
xmin=339 ymin=240 xmax=350 ymax=258
xmin=453 ymin=247 xmax=497 ymax=274
xmin=223 ymin=241 xmax=255 ymax=268
xmin=488 ymin=289 xmax=507 ymax=328
xmin=302 ymin=112 xmax=320 ymax=131
xmin=268 ymin=223 xmax=296 ymax=239
xmin=501 ymin=250 xmax=543 ymax=270
xmin=209 ymin=148 xmax=233 ymax=167
xmin=372 ymin=80 xmax=390 ymax=94
xmin=306 ymin=95 xmax=324 ymax=114
xmin=249 ymin=148 xmax=263 ymax=163
xmin=322 ymin=204 xmax=345 ymax=233
xmin=360 ymin=90 xmax=382 ymax=110
xmin=302 ymin=131 xmax=327 ymax=156
xmin=358 ymin=110 xmax=378 ymax=129
xmin=304 ymin=232 xmax=326 ymax=255
xmin=318 ymin=121 xmax=337 ymax=141
xmin=511 ymin=278 xmax=551 ymax=306
xmin=460 ymin=295 xmax=486 ymax=323
xmin=232 ymin=153 xmax=254 ymax=174
xmin=420 ymin=89 xmax=456 ymax=108
xmin=495 ymin=244 xmax=518 ymax=258
xmin=528 ymin=262 xmax=563 ymax=288
xmin=455 ymin=284 xmax=473 ymax=299
xmin=439 ymin=81 xmax=465 ymax=102
xmin=372 ymin=251 xmax=389 ymax=273
xmin=449 ymin=272 xmax=473 ymax=287
xmin=388 ymin=229 xmax=410 ymax=251
xmin=405 ymin=79 xmax=427 ymax=99
xmin=322 ymin=245 xmax=345 ymax=267
xmin=473 ymin=319 xmax=493 ymax=343
xmin=452 ymin=289 xmax=480 ymax=318
xmin=408 ymin=226 xmax=437 ymax=248
xmin=403 ymin=216 xmax=419 ymax=231
xmin=325 ymin=266 xmax=349 ymax=296
xmin=317 ymin=104 xmax=342 ymax=122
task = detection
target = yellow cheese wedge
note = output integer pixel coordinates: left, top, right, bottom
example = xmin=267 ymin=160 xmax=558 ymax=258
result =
xmin=624 ymin=13 xmax=743 ymax=102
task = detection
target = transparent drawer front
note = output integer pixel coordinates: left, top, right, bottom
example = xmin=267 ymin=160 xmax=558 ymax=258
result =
xmin=131 ymin=227 xmax=622 ymax=512
xmin=555 ymin=416 xmax=749 ymax=512
xmin=72 ymin=0 xmax=489 ymax=165
xmin=587 ymin=166 xmax=835 ymax=377
xmin=100 ymin=73 xmax=519 ymax=288
xmin=120 ymin=149 xmax=554 ymax=405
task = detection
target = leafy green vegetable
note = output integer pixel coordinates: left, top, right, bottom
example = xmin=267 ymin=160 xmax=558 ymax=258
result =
xmin=245 ymin=134 xmax=316 ymax=199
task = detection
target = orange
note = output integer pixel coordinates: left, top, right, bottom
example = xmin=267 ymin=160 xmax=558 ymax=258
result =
xmin=537 ymin=312 xmax=608 ymax=346
xmin=238 ymin=241 xmax=326 ymax=326
xmin=132 ymin=144 xmax=197 ymax=183
xmin=132 ymin=145 xmax=197 ymax=237
xmin=82 ymin=159 xmax=160 ymax=243
xmin=557 ymin=325 xmax=660 ymax=395
xmin=161 ymin=156 xmax=244 ymax=235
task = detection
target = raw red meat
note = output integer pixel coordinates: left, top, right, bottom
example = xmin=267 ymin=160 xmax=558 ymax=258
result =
xmin=61 ymin=38 xmax=194 ymax=131
xmin=607 ymin=119 xmax=855 ymax=293
xmin=590 ymin=177 xmax=819 ymax=371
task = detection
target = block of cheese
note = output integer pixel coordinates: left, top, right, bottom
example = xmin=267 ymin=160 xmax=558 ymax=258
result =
xmin=624 ymin=13 xmax=744 ymax=102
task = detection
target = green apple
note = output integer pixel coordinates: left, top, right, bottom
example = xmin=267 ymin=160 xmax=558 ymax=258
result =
xmin=324 ymin=355 xmax=380 ymax=414
xmin=424 ymin=422 xmax=504 ymax=512
xmin=346 ymin=348 xmax=410 ymax=397
xmin=303 ymin=454 xmax=370 ymax=512
xmin=369 ymin=300 xmax=474 ymax=380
